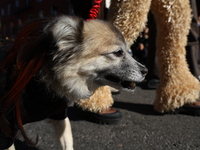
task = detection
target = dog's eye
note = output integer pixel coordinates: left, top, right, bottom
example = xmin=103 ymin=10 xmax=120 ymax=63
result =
xmin=113 ymin=50 xmax=123 ymax=57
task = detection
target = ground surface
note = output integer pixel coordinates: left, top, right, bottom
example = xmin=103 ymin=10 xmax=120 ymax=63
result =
xmin=15 ymin=83 xmax=200 ymax=150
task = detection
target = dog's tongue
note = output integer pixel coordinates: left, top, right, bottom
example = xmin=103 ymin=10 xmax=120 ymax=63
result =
xmin=105 ymin=75 xmax=136 ymax=90
xmin=121 ymin=81 xmax=136 ymax=90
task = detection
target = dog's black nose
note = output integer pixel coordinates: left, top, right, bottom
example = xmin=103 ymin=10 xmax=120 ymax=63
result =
xmin=141 ymin=67 xmax=148 ymax=76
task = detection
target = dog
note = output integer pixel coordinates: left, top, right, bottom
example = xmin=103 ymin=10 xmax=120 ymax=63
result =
xmin=0 ymin=16 xmax=147 ymax=150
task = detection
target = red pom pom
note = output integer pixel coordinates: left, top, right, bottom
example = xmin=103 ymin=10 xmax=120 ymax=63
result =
xmin=87 ymin=0 xmax=102 ymax=21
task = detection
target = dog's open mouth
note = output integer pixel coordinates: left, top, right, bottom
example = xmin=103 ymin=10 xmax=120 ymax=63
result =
xmin=105 ymin=75 xmax=136 ymax=90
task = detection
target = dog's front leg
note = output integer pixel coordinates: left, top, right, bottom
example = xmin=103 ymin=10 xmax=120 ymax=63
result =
xmin=5 ymin=144 xmax=15 ymax=150
xmin=50 ymin=117 xmax=74 ymax=150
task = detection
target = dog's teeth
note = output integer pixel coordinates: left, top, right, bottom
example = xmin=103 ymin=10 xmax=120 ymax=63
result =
xmin=130 ymin=82 xmax=135 ymax=87
xmin=128 ymin=82 xmax=136 ymax=89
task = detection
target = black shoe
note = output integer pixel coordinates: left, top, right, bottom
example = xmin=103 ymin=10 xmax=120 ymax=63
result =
xmin=168 ymin=105 xmax=200 ymax=116
xmin=146 ymin=79 xmax=160 ymax=89
xmin=166 ymin=100 xmax=200 ymax=116
xmin=74 ymin=105 xmax=122 ymax=125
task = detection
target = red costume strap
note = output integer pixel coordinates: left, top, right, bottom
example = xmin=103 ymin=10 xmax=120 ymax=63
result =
xmin=87 ymin=0 xmax=102 ymax=21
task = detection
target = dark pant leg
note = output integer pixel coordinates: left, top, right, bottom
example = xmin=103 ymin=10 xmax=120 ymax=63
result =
xmin=186 ymin=0 xmax=200 ymax=78
xmin=145 ymin=12 xmax=159 ymax=80
xmin=186 ymin=44 xmax=200 ymax=78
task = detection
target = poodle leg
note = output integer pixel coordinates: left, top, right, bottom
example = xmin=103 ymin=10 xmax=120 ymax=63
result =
xmin=5 ymin=144 xmax=15 ymax=150
xmin=108 ymin=0 xmax=152 ymax=46
xmin=50 ymin=117 xmax=73 ymax=150
xmin=75 ymin=86 xmax=113 ymax=113
xmin=151 ymin=0 xmax=200 ymax=112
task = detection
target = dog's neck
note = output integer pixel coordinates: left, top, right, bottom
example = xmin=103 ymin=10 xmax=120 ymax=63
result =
xmin=40 ymin=69 xmax=95 ymax=103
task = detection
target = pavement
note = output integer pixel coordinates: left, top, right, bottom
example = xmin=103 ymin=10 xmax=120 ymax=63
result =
xmin=14 ymin=82 xmax=200 ymax=150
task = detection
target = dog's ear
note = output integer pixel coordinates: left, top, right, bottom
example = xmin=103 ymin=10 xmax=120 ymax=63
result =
xmin=44 ymin=16 xmax=84 ymax=50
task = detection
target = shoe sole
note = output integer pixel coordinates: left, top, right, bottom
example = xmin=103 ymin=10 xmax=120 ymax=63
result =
xmin=167 ymin=106 xmax=200 ymax=116
xmin=90 ymin=113 xmax=122 ymax=125
xmin=74 ymin=106 xmax=122 ymax=125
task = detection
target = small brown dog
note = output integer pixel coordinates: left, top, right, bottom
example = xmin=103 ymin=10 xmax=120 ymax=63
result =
xmin=0 ymin=16 xmax=147 ymax=150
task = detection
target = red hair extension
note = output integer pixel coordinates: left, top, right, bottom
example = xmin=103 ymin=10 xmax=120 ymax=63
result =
xmin=87 ymin=0 xmax=102 ymax=21
xmin=0 ymin=18 xmax=49 ymax=145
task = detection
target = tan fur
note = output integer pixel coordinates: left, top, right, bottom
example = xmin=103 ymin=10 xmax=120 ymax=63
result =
xmin=43 ymin=17 xmax=146 ymax=149
xmin=42 ymin=17 xmax=140 ymax=102
xmin=108 ymin=0 xmax=151 ymax=47
xmin=107 ymin=0 xmax=200 ymax=112
xmin=76 ymin=86 xmax=113 ymax=113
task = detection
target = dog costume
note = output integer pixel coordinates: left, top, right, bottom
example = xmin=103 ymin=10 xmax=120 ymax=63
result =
xmin=76 ymin=0 xmax=200 ymax=114
xmin=0 ymin=39 xmax=68 ymax=150
xmin=108 ymin=0 xmax=200 ymax=113
xmin=0 ymin=70 xmax=68 ymax=149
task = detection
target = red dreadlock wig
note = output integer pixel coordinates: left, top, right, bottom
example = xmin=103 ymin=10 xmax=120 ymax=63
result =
xmin=0 ymin=0 xmax=103 ymax=145
xmin=0 ymin=18 xmax=53 ymax=145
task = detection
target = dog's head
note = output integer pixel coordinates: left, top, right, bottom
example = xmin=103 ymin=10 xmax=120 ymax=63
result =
xmin=42 ymin=16 xmax=147 ymax=101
